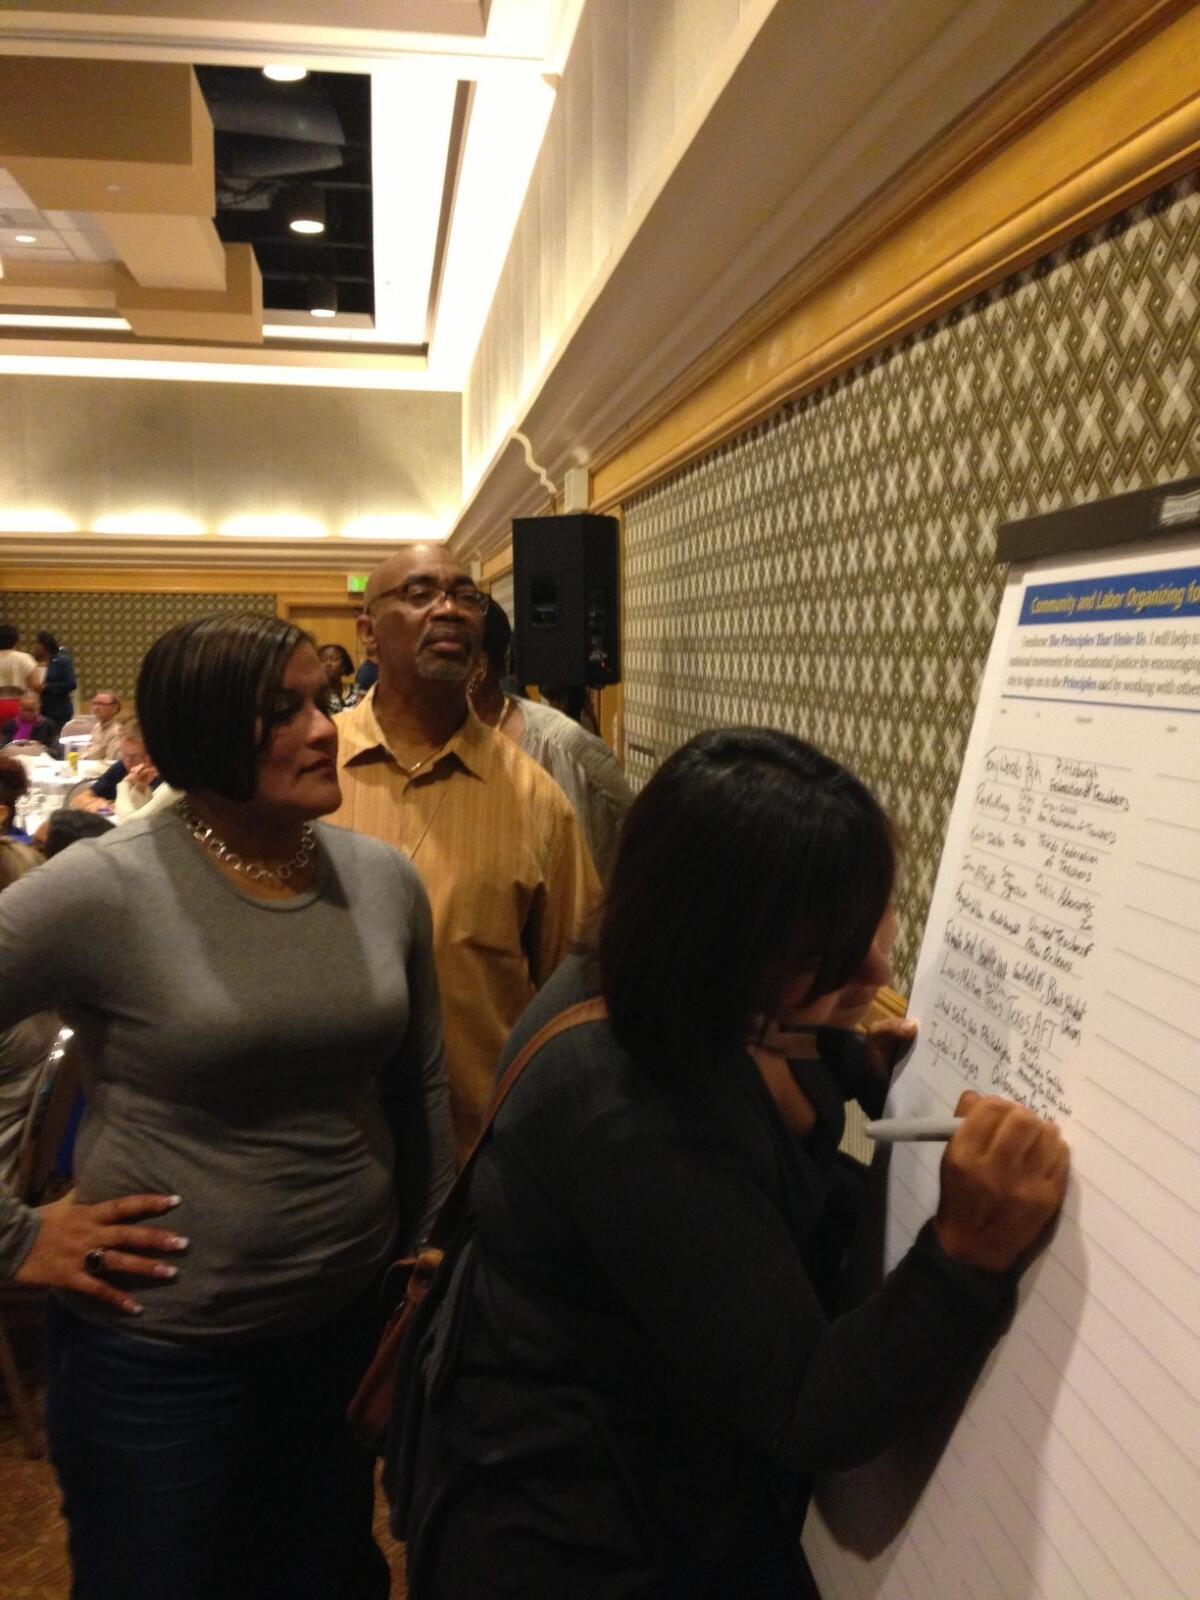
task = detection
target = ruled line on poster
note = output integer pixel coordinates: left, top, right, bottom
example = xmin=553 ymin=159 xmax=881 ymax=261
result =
xmin=1112 ymin=945 xmax=1200 ymax=992
xmin=1105 ymin=991 xmax=1197 ymax=1048
xmin=1092 ymin=1033 xmax=1200 ymax=1146
xmin=1088 ymin=1065 xmax=1200 ymax=1154
xmin=1005 ymin=1366 xmax=1188 ymax=1599
xmin=1145 ymin=813 xmax=1200 ymax=835
xmin=1122 ymin=904 xmax=1200 ymax=939
xmin=1069 ymin=1167 xmax=1199 ymax=1283
xmin=1135 ymin=859 xmax=1200 ymax=887
xmin=991 ymin=1437 xmax=1107 ymax=1600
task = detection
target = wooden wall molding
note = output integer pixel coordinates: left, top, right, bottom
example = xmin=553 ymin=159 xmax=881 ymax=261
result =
xmin=0 ymin=533 xmax=399 ymax=583
xmin=0 ymin=565 xmax=355 ymax=605
xmin=590 ymin=0 xmax=1200 ymax=513
xmin=479 ymin=546 xmax=513 ymax=584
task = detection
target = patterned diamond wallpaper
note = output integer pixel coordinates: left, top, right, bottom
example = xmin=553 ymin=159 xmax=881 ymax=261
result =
xmin=0 ymin=591 xmax=275 ymax=710
xmin=622 ymin=171 xmax=1200 ymax=990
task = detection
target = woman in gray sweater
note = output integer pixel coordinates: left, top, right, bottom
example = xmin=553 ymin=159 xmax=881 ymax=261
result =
xmin=0 ymin=614 xmax=455 ymax=1600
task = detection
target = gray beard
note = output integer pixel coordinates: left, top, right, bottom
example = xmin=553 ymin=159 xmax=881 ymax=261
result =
xmin=416 ymin=656 xmax=472 ymax=683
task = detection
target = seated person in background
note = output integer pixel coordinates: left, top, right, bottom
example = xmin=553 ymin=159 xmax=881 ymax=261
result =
xmin=0 ymin=838 xmax=59 ymax=1188
xmin=74 ymin=719 xmax=169 ymax=820
xmin=0 ymin=755 xmax=35 ymax=844
xmin=1 ymin=690 xmax=63 ymax=757
xmin=36 ymin=808 xmax=116 ymax=859
xmin=83 ymin=691 xmax=123 ymax=763
xmin=318 ymin=643 xmax=357 ymax=713
xmin=469 ymin=602 xmax=633 ymax=881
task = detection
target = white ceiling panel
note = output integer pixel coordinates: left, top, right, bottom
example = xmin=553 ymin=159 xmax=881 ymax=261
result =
xmin=0 ymin=168 xmax=37 ymax=210
xmin=61 ymin=228 xmax=118 ymax=262
xmin=0 ymin=227 xmax=69 ymax=256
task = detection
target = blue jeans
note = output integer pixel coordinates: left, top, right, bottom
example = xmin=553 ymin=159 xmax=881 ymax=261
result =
xmin=46 ymin=1290 xmax=390 ymax=1600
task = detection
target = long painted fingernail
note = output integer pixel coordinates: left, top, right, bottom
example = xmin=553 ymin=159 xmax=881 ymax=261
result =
xmin=165 ymin=1195 xmax=182 ymax=1207
xmin=152 ymin=1264 xmax=178 ymax=1280
xmin=168 ymin=1236 xmax=189 ymax=1251
xmin=123 ymin=1300 xmax=144 ymax=1315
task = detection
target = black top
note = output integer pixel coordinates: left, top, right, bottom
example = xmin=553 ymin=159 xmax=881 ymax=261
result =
xmin=38 ymin=649 xmax=76 ymax=728
xmin=90 ymin=758 xmax=124 ymax=801
xmin=397 ymin=958 xmax=1017 ymax=1599
xmin=90 ymin=759 xmax=161 ymax=803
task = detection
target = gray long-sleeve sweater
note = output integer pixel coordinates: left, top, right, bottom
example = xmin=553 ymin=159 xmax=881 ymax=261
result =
xmin=0 ymin=805 xmax=455 ymax=1342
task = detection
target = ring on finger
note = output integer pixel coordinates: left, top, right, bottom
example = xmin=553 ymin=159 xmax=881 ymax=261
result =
xmin=83 ymin=1247 xmax=107 ymax=1275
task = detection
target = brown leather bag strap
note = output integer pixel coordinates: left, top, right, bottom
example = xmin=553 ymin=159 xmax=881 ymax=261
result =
xmin=427 ymin=996 xmax=608 ymax=1252
xmin=487 ymin=996 xmax=608 ymax=1124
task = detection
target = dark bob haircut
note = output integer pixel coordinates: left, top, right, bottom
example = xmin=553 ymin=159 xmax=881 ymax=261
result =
xmin=34 ymin=630 xmax=60 ymax=655
xmin=480 ymin=599 xmax=512 ymax=676
xmin=318 ymin=642 xmax=354 ymax=679
xmin=137 ymin=614 xmax=309 ymax=802
xmin=0 ymin=623 xmax=18 ymax=651
xmin=599 ymin=728 xmax=895 ymax=1078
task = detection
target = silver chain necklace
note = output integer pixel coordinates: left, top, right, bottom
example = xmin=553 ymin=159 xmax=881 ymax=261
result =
xmin=178 ymin=801 xmax=316 ymax=887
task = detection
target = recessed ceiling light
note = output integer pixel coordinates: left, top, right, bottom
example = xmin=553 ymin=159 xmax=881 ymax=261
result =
xmin=287 ymin=185 xmax=326 ymax=236
xmin=308 ymin=278 xmax=338 ymax=318
xmin=14 ymin=234 xmax=36 ymax=245
xmin=263 ymin=64 xmax=308 ymax=83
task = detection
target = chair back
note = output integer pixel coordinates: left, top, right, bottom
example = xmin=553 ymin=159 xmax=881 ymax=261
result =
xmin=14 ymin=1027 xmax=82 ymax=1206
xmin=59 ymin=715 xmax=96 ymax=759
xmin=63 ymin=777 xmax=98 ymax=808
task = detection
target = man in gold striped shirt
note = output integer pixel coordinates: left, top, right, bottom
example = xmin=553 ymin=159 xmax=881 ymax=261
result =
xmin=328 ymin=547 xmax=601 ymax=1158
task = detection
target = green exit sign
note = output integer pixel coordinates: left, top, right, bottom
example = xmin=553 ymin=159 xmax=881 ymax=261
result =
xmin=346 ymin=573 xmax=368 ymax=596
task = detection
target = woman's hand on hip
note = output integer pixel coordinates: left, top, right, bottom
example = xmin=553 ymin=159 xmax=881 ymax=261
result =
xmin=14 ymin=1192 xmax=188 ymax=1315
xmin=934 ymin=1092 xmax=1069 ymax=1273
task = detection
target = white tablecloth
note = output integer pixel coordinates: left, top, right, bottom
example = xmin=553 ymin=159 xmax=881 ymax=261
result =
xmin=13 ymin=757 xmax=106 ymax=833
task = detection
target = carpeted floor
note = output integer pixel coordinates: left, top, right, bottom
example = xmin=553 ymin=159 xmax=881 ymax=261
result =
xmin=0 ymin=1381 xmax=408 ymax=1599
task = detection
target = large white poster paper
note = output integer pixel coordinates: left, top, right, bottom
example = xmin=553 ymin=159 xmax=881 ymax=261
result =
xmin=806 ymin=537 xmax=1200 ymax=1600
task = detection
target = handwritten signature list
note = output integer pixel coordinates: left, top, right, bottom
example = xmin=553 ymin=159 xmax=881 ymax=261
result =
xmin=929 ymin=744 xmax=1131 ymax=1123
xmin=810 ymin=554 xmax=1200 ymax=1600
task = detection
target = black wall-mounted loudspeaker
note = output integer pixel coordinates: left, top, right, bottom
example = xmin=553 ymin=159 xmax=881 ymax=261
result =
xmin=512 ymin=513 xmax=620 ymax=688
